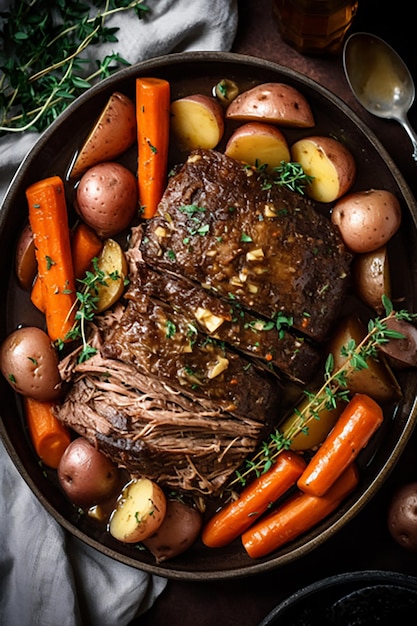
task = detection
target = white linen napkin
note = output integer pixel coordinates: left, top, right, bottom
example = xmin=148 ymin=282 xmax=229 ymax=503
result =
xmin=0 ymin=1 xmax=238 ymax=624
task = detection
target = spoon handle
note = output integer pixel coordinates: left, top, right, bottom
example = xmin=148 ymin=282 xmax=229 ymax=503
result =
xmin=397 ymin=116 xmax=417 ymax=162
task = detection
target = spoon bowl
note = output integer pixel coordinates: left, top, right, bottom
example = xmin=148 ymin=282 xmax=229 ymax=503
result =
xmin=343 ymin=32 xmax=417 ymax=160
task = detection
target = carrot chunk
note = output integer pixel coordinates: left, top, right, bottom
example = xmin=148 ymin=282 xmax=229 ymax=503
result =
xmin=24 ymin=397 xmax=71 ymax=468
xmin=242 ymin=462 xmax=359 ymax=559
xmin=136 ymin=77 xmax=170 ymax=219
xmin=26 ymin=176 xmax=76 ymax=343
xmin=202 ymin=450 xmax=306 ymax=548
xmin=297 ymin=393 xmax=384 ymax=497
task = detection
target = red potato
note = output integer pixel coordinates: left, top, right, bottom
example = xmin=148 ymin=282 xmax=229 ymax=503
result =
xmin=328 ymin=315 xmax=402 ymax=403
xmin=290 ymin=135 xmax=356 ymax=203
xmin=143 ymin=499 xmax=203 ymax=562
xmin=15 ymin=223 xmax=37 ymax=291
xmin=70 ymin=92 xmax=136 ymax=179
xmin=331 ymin=189 xmax=401 ymax=253
xmin=170 ymin=94 xmax=224 ymax=151
xmin=387 ymin=482 xmax=417 ymax=551
xmin=58 ymin=437 xmax=121 ymax=508
xmin=109 ymin=478 xmax=167 ymax=543
xmin=226 ymin=82 xmax=315 ymax=128
xmin=225 ymin=122 xmax=290 ymax=170
xmin=353 ymin=246 xmax=391 ymax=314
xmin=0 ymin=326 xmax=61 ymax=401
xmin=76 ymin=162 xmax=138 ymax=238
xmin=377 ymin=317 xmax=417 ymax=369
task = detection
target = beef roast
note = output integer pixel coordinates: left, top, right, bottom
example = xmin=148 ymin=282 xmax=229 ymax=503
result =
xmin=125 ymin=256 xmax=321 ymax=383
xmin=140 ymin=148 xmax=352 ymax=341
xmin=101 ymin=295 xmax=280 ymax=423
xmin=56 ymin=350 xmax=272 ymax=495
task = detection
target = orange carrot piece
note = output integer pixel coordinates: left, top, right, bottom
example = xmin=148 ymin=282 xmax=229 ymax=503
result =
xmin=242 ymin=462 xmax=359 ymax=559
xmin=26 ymin=176 xmax=76 ymax=343
xmin=70 ymin=221 xmax=103 ymax=279
xmin=24 ymin=397 xmax=71 ymax=468
xmin=202 ymin=450 xmax=306 ymax=548
xmin=136 ymin=77 xmax=170 ymax=219
xmin=297 ymin=393 xmax=384 ymax=497
xmin=31 ymin=221 xmax=103 ymax=313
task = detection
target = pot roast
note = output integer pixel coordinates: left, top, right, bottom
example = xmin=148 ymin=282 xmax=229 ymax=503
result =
xmin=55 ymin=149 xmax=352 ymax=496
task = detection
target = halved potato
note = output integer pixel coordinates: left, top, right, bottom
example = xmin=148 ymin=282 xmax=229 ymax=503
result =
xmin=353 ymin=246 xmax=391 ymax=314
xmin=328 ymin=315 xmax=402 ymax=403
xmin=109 ymin=478 xmax=167 ymax=544
xmin=94 ymin=238 xmax=128 ymax=313
xmin=290 ymin=135 xmax=356 ymax=203
xmin=170 ymin=94 xmax=224 ymax=151
xmin=225 ymin=122 xmax=290 ymax=170
xmin=225 ymin=82 xmax=315 ymax=128
xmin=280 ymin=396 xmax=343 ymax=451
xmin=70 ymin=92 xmax=136 ymax=179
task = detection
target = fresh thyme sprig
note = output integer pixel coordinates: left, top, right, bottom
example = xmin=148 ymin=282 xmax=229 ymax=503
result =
xmin=0 ymin=0 xmax=150 ymax=134
xmin=63 ymin=257 xmax=122 ymax=363
xmin=230 ymin=296 xmax=415 ymax=487
xmin=272 ymin=161 xmax=314 ymax=194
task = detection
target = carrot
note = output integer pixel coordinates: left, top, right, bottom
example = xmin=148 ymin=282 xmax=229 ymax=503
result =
xmin=26 ymin=175 xmax=76 ymax=343
xmin=297 ymin=393 xmax=384 ymax=497
xmin=70 ymin=221 xmax=103 ymax=279
xmin=202 ymin=450 xmax=306 ymax=548
xmin=31 ymin=221 xmax=103 ymax=313
xmin=23 ymin=397 xmax=71 ymax=468
xmin=136 ymin=77 xmax=170 ymax=219
xmin=242 ymin=462 xmax=359 ymax=559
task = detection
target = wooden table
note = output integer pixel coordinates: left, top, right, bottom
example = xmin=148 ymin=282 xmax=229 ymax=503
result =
xmin=136 ymin=2 xmax=417 ymax=623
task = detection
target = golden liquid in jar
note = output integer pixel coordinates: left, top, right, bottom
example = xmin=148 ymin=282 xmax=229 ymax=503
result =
xmin=273 ymin=0 xmax=359 ymax=55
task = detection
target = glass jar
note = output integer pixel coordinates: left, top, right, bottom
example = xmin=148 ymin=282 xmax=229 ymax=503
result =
xmin=273 ymin=0 xmax=359 ymax=55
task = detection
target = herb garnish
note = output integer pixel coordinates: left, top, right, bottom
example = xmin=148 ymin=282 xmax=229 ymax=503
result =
xmin=0 ymin=0 xmax=150 ymax=134
xmin=231 ymin=296 xmax=414 ymax=486
xmin=261 ymin=161 xmax=314 ymax=195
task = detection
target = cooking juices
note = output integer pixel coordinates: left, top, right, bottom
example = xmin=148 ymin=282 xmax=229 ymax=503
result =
xmin=273 ymin=0 xmax=359 ymax=55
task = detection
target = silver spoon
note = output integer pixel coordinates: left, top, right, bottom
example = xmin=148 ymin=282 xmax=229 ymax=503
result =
xmin=343 ymin=32 xmax=417 ymax=161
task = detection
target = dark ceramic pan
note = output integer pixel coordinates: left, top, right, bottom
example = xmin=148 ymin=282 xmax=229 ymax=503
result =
xmin=1 ymin=52 xmax=417 ymax=580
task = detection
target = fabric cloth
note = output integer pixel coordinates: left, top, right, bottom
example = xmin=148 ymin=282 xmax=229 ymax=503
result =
xmin=0 ymin=1 xmax=238 ymax=624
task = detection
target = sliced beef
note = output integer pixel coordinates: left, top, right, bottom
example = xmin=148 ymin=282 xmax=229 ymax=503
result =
xmin=101 ymin=294 xmax=280 ymax=424
xmin=125 ymin=257 xmax=320 ymax=383
xmin=140 ymin=148 xmax=352 ymax=341
xmin=55 ymin=352 xmax=270 ymax=495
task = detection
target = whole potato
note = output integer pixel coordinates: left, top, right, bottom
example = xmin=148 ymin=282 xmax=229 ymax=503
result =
xmin=387 ymin=482 xmax=417 ymax=551
xmin=143 ymin=499 xmax=203 ymax=562
xmin=76 ymin=162 xmax=138 ymax=238
xmin=331 ymin=189 xmax=401 ymax=253
xmin=58 ymin=437 xmax=121 ymax=508
xmin=0 ymin=326 xmax=61 ymax=401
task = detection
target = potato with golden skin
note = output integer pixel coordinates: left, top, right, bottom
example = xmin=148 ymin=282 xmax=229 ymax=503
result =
xmin=290 ymin=135 xmax=356 ymax=203
xmin=225 ymin=82 xmax=315 ymax=127
xmin=76 ymin=162 xmax=138 ymax=238
xmin=0 ymin=326 xmax=61 ymax=401
xmin=331 ymin=189 xmax=401 ymax=253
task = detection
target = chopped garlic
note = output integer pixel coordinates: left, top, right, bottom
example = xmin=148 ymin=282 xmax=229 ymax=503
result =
xmin=207 ymin=356 xmax=229 ymax=379
xmin=195 ymin=307 xmax=225 ymax=333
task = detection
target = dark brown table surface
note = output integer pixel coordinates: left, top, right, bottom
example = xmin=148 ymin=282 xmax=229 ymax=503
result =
xmin=136 ymin=2 xmax=417 ymax=624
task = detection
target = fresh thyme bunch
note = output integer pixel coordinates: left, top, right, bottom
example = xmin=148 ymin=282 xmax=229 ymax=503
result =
xmin=0 ymin=0 xmax=149 ymax=134
xmin=232 ymin=296 xmax=416 ymax=487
